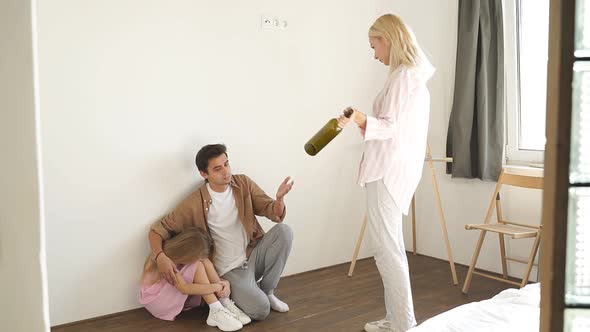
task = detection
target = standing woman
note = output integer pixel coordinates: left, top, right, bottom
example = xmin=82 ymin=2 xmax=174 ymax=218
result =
xmin=337 ymin=14 xmax=435 ymax=332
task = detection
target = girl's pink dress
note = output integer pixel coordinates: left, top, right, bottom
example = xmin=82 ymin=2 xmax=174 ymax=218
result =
xmin=139 ymin=262 xmax=202 ymax=321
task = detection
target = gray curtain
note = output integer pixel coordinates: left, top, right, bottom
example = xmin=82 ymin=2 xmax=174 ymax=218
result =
xmin=446 ymin=0 xmax=504 ymax=181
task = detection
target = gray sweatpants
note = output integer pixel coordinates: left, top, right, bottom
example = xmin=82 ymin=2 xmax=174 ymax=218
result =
xmin=223 ymin=223 xmax=293 ymax=320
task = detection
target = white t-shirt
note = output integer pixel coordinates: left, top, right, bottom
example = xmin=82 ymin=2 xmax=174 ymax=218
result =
xmin=206 ymin=183 xmax=248 ymax=276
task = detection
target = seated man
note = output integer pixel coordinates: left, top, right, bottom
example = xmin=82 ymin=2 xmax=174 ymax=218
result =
xmin=148 ymin=144 xmax=294 ymax=320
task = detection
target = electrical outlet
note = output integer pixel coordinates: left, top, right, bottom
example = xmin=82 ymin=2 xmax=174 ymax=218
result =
xmin=261 ymin=15 xmax=287 ymax=30
xmin=261 ymin=15 xmax=273 ymax=29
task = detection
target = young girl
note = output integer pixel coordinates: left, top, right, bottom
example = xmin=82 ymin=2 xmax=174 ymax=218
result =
xmin=140 ymin=227 xmax=251 ymax=331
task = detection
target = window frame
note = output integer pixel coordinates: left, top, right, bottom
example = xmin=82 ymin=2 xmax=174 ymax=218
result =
xmin=504 ymin=0 xmax=547 ymax=165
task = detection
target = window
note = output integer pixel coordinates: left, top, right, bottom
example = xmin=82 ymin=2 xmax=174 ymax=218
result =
xmin=564 ymin=2 xmax=590 ymax=330
xmin=504 ymin=0 xmax=551 ymax=164
xmin=539 ymin=1 xmax=590 ymax=330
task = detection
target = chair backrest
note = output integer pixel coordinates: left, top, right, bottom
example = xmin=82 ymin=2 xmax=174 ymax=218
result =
xmin=481 ymin=168 xmax=544 ymax=225
xmin=500 ymin=171 xmax=544 ymax=190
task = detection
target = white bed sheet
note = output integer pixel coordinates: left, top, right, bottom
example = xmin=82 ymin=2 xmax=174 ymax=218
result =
xmin=408 ymin=283 xmax=540 ymax=332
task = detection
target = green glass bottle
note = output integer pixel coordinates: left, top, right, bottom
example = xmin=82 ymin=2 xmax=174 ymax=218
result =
xmin=304 ymin=109 xmax=353 ymax=156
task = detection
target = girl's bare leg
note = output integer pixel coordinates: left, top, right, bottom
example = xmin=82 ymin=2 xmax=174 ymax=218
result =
xmin=192 ymin=260 xmax=219 ymax=304
xmin=202 ymin=259 xmax=222 ymax=283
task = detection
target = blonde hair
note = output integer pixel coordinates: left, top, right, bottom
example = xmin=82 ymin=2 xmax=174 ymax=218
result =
xmin=369 ymin=14 xmax=419 ymax=72
xmin=142 ymin=227 xmax=212 ymax=281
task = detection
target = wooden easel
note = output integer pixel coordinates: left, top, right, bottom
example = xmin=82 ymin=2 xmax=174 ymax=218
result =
xmin=347 ymin=145 xmax=459 ymax=285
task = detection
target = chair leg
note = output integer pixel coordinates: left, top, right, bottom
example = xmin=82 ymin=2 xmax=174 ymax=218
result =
xmin=462 ymin=230 xmax=488 ymax=294
xmin=348 ymin=214 xmax=368 ymax=277
xmin=499 ymin=234 xmax=508 ymax=279
xmin=521 ymin=231 xmax=542 ymax=288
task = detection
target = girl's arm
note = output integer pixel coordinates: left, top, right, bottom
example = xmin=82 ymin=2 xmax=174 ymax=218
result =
xmin=353 ymin=71 xmax=412 ymax=142
xmin=174 ymin=272 xmax=223 ymax=296
xmin=351 ymin=110 xmax=367 ymax=129
xmin=338 ymin=107 xmax=367 ymax=130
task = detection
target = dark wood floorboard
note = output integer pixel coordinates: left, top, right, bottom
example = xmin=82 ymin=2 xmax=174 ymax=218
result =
xmin=52 ymin=254 xmax=515 ymax=332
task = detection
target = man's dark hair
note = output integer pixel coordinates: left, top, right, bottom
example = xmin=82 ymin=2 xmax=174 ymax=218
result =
xmin=195 ymin=144 xmax=227 ymax=173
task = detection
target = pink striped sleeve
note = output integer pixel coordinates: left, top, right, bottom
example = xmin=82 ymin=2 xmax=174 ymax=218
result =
xmin=363 ymin=71 xmax=410 ymax=142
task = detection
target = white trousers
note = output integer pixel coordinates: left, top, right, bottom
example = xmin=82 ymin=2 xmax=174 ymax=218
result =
xmin=366 ymin=180 xmax=416 ymax=332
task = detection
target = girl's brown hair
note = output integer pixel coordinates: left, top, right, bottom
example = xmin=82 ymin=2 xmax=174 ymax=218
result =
xmin=142 ymin=227 xmax=212 ymax=281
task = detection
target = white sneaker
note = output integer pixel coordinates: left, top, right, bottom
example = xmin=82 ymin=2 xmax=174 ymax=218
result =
xmin=224 ymin=300 xmax=252 ymax=325
xmin=206 ymin=307 xmax=243 ymax=331
xmin=364 ymin=319 xmax=394 ymax=332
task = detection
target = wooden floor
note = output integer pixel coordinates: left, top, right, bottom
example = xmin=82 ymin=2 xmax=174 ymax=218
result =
xmin=52 ymin=254 xmax=515 ymax=332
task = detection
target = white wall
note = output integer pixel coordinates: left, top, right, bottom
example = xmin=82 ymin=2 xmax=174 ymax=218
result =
xmin=38 ymin=0 xmax=390 ymax=326
xmin=39 ymin=0 xmax=543 ymax=326
xmin=0 ymin=1 xmax=50 ymax=331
